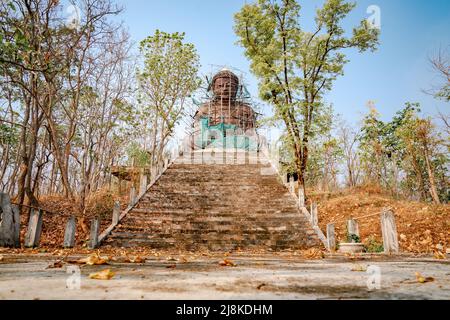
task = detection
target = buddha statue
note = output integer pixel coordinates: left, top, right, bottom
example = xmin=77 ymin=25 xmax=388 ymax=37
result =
xmin=184 ymin=69 xmax=260 ymax=152
xmin=194 ymin=69 xmax=256 ymax=135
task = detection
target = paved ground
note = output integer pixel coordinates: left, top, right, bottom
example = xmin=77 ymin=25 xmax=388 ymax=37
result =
xmin=0 ymin=254 xmax=449 ymax=300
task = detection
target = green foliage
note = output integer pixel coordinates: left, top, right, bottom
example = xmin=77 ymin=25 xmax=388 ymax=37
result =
xmin=358 ymin=102 xmax=448 ymax=203
xmin=279 ymin=104 xmax=344 ymax=189
xmin=138 ymin=31 xmax=201 ymax=110
xmin=137 ymin=30 xmax=200 ymax=162
xmin=347 ymin=233 xmax=361 ymax=244
xmin=0 ymin=1 xmax=34 ymax=69
xmin=435 ymin=84 xmax=450 ymax=102
xmin=126 ymin=143 xmax=151 ymax=167
xmin=364 ymin=236 xmax=384 ymax=253
xmin=0 ymin=123 xmax=18 ymax=146
xmin=234 ymin=0 xmax=379 ymax=187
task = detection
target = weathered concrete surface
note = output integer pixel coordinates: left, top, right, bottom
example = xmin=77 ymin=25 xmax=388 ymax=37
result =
xmin=0 ymin=254 xmax=449 ymax=300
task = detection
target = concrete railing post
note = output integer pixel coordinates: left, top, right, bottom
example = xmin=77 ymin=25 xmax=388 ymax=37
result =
xmin=289 ymin=177 xmax=295 ymax=195
xmin=347 ymin=218 xmax=360 ymax=240
xmin=129 ymin=186 xmax=136 ymax=207
xmin=89 ymin=216 xmax=100 ymax=249
xmin=310 ymin=203 xmax=318 ymax=227
xmin=298 ymin=188 xmax=305 ymax=208
xmin=112 ymin=201 xmax=121 ymax=226
xmin=139 ymin=174 xmax=148 ymax=196
xmin=381 ymin=209 xmax=399 ymax=254
xmin=63 ymin=216 xmax=76 ymax=248
xmin=25 ymin=209 xmax=43 ymax=248
xmin=327 ymin=223 xmax=336 ymax=252
xmin=0 ymin=193 xmax=16 ymax=247
xmin=12 ymin=205 xmax=20 ymax=248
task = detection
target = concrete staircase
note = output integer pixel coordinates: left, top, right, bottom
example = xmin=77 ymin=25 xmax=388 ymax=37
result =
xmin=103 ymin=150 xmax=321 ymax=251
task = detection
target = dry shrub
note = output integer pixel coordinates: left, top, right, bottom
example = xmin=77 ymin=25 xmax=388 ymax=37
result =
xmin=18 ymin=188 xmax=130 ymax=249
xmin=316 ymin=188 xmax=449 ymax=254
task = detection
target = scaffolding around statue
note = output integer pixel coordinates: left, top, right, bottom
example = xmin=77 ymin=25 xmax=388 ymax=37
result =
xmin=187 ymin=67 xmax=261 ymax=151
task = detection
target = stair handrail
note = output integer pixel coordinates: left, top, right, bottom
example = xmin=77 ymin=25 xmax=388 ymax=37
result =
xmin=259 ymin=136 xmax=329 ymax=250
xmin=97 ymin=137 xmax=186 ymax=246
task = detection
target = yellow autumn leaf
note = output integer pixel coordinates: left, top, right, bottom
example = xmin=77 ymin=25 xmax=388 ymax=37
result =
xmin=434 ymin=251 xmax=446 ymax=260
xmin=219 ymin=259 xmax=237 ymax=267
xmin=351 ymin=264 xmax=367 ymax=272
xmin=302 ymin=249 xmax=325 ymax=260
xmin=125 ymin=256 xmax=146 ymax=263
xmin=77 ymin=254 xmax=109 ymax=266
xmin=89 ymin=269 xmax=115 ymax=280
xmin=415 ymin=272 xmax=435 ymax=284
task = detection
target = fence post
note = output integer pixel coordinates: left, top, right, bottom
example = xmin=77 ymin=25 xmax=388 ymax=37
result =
xmin=129 ymin=186 xmax=136 ymax=207
xmin=282 ymin=174 xmax=288 ymax=185
xmin=63 ymin=216 xmax=76 ymax=248
xmin=381 ymin=209 xmax=399 ymax=254
xmin=327 ymin=223 xmax=336 ymax=252
xmin=25 ymin=209 xmax=43 ymax=248
xmin=12 ymin=205 xmax=20 ymax=248
xmin=0 ymin=193 xmax=15 ymax=247
xmin=347 ymin=218 xmax=360 ymax=240
xmin=298 ymin=188 xmax=305 ymax=208
xmin=289 ymin=177 xmax=295 ymax=195
xmin=139 ymin=174 xmax=148 ymax=196
xmin=112 ymin=201 xmax=121 ymax=226
xmin=310 ymin=203 xmax=318 ymax=227
xmin=89 ymin=216 xmax=100 ymax=249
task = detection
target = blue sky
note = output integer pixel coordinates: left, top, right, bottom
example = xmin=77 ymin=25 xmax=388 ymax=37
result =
xmin=115 ymin=0 xmax=450 ymax=126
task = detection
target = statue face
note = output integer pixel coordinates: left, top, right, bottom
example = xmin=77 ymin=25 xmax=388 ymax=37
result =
xmin=213 ymin=76 xmax=238 ymax=99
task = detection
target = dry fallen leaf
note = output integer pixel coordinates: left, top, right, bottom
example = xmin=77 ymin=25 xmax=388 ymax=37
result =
xmin=415 ymin=272 xmax=435 ymax=284
xmin=434 ymin=251 xmax=446 ymax=260
xmin=76 ymin=254 xmax=109 ymax=266
xmin=0 ymin=255 xmax=3 ymax=262
xmin=219 ymin=259 xmax=237 ymax=267
xmin=79 ymin=217 xmax=89 ymax=234
xmin=47 ymin=261 xmax=64 ymax=269
xmin=125 ymin=256 xmax=146 ymax=264
xmin=257 ymin=283 xmax=266 ymax=290
xmin=302 ymin=249 xmax=325 ymax=260
xmin=351 ymin=264 xmax=367 ymax=272
xmin=89 ymin=269 xmax=115 ymax=280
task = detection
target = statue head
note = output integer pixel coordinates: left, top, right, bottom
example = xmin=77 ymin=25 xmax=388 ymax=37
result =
xmin=211 ymin=69 xmax=239 ymax=100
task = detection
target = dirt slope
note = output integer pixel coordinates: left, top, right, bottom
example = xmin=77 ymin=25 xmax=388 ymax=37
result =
xmin=311 ymin=187 xmax=449 ymax=254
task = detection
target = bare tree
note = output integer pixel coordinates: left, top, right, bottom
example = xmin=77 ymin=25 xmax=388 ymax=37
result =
xmin=425 ymin=46 xmax=450 ymax=102
xmin=338 ymin=121 xmax=361 ymax=188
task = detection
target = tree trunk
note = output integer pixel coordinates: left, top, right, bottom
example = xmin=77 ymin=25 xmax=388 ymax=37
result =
xmin=423 ymin=142 xmax=441 ymax=204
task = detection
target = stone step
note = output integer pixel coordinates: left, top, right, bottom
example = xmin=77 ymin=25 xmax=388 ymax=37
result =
xmin=104 ymin=238 xmax=318 ymax=251
xmin=102 ymin=153 xmax=322 ymax=251
xmin=115 ymin=224 xmax=315 ymax=233
xmin=126 ymin=212 xmax=305 ymax=220
xmin=111 ymin=230 xmax=317 ymax=241
xmin=130 ymin=211 xmax=302 ymax=217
